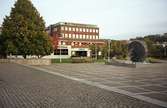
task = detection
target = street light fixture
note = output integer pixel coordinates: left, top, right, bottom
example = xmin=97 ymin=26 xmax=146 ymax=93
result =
xmin=95 ymin=43 xmax=98 ymax=60
xmin=108 ymin=39 xmax=111 ymax=62
xmin=163 ymin=43 xmax=166 ymax=57
xmin=59 ymin=41 xmax=62 ymax=63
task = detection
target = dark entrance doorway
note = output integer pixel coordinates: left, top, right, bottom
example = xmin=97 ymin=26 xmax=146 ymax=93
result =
xmin=75 ymin=51 xmax=87 ymax=57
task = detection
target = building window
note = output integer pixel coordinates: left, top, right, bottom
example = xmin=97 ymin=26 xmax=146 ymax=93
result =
xmin=96 ymin=29 xmax=99 ymax=33
xmin=93 ymin=35 xmax=95 ymax=39
xmin=65 ymin=26 xmax=68 ymax=31
xmin=72 ymin=27 xmax=75 ymax=31
xmin=79 ymin=34 xmax=82 ymax=39
xmin=93 ymin=29 xmax=95 ymax=33
xmin=71 ymin=42 xmax=74 ymax=46
xmin=79 ymin=28 xmax=82 ymax=32
xmin=90 ymin=35 xmax=92 ymax=39
xmin=90 ymin=29 xmax=92 ymax=32
xmin=65 ymin=34 xmax=68 ymax=38
xmin=58 ymin=41 xmax=61 ymax=45
xmin=86 ymin=35 xmax=89 ymax=39
xmin=54 ymin=28 xmax=57 ymax=32
xmin=76 ymin=28 xmax=79 ymax=32
xmin=72 ymin=34 xmax=75 ymax=38
xmin=69 ymin=27 xmax=71 ymax=31
xmin=83 ymin=28 xmax=85 ymax=32
xmin=69 ymin=34 xmax=72 ymax=38
xmin=76 ymin=34 xmax=79 ymax=38
xmin=63 ymin=42 xmax=66 ymax=45
xmin=54 ymin=49 xmax=68 ymax=55
xmin=61 ymin=33 xmax=65 ymax=37
xmin=83 ymin=35 xmax=85 ymax=39
xmin=96 ymin=35 xmax=98 ymax=39
xmin=86 ymin=28 xmax=89 ymax=32
xmin=61 ymin=26 xmax=64 ymax=31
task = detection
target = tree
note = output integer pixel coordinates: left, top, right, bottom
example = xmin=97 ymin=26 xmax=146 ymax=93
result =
xmin=110 ymin=40 xmax=128 ymax=59
xmin=101 ymin=44 xmax=108 ymax=59
xmin=128 ymin=41 xmax=146 ymax=63
xmin=1 ymin=0 xmax=53 ymax=59
xmin=89 ymin=44 xmax=100 ymax=59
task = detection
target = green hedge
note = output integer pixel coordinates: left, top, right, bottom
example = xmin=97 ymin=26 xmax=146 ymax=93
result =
xmin=145 ymin=57 xmax=161 ymax=63
xmin=51 ymin=59 xmax=72 ymax=63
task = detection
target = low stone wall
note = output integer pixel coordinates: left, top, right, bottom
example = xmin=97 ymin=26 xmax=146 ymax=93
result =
xmin=0 ymin=59 xmax=51 ymax=65
xmin=105 ymin=59 xmax=136 ymax=68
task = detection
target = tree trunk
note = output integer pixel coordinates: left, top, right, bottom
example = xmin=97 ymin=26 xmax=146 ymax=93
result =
xmin=23 ymin=55 xmax=27 ymax=59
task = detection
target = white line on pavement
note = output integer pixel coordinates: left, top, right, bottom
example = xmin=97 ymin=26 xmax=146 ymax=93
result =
xmin=21 ymin=64 xmax=167 ymax=108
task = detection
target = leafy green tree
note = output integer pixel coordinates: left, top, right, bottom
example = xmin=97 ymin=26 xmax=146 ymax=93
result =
xmin=128 ymin=41 xmax=146 ymax=62
xmin=89 ymin=44 xmax=101 ymax=58
xmin=101 ymin=44 xmax=108 ymax=59
xmin=110 ymin=40 xmax=128 ymax=59
xmin=1 ymin=0 xmax=53 ymax=59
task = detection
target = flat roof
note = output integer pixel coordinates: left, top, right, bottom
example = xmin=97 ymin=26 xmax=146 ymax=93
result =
xmin=52 ymin=22 xmax=98 ymax=28
xmin=60 ymin=38 xmax=107 ymax=43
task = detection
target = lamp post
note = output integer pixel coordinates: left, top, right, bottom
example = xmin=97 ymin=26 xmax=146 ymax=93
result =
xmin=163 ymin=43 xmax=166 ymax=57
xmin=59 ymin=41 xmax=66 ymax=63
xmin=59 ymin=41 xmax=62 ymax=63
xmin=95 ymin=43 xmax=98 ymax=60
xmin=108 ymin=39 xmax=111 ymax=62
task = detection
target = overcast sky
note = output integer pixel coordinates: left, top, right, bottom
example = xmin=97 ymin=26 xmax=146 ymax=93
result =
xmin=0 ymin=0 xmax=167 ymax=40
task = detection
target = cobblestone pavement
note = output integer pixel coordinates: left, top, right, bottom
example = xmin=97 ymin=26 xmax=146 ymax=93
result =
xmin=35 ymin=63 xmax=167 ymax=108
xmin=0 ymin=63 xmax=166 ymax=108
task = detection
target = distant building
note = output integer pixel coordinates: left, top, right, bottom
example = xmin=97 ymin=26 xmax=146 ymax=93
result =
xmin=45 ymin=22 xmax=107 ymax=58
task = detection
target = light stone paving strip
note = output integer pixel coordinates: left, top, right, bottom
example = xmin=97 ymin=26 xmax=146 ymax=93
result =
xmin=39 ymin=64 xmax=167 ymax=96
xmin=22 ymin=64 xmax=167 ymax=108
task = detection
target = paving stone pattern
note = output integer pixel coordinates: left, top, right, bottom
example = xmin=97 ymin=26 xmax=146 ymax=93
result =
xmin=38 ymin=63 xmax=167 ymax=106
xmin=0 ymin=63 xmax=165 ymax=108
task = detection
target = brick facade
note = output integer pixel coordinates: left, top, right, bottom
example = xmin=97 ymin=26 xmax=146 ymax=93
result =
xmin=46 ymin=22 xmax=107 ymax=58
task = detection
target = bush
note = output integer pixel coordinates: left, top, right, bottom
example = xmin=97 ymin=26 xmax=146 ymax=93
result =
xmin=145 ymin=57 xmax=161 ymax=63
xmin=72 ymin=57 xmax=93 ymax=63
xmin=51 ymin=59 xmax=72 ymax=63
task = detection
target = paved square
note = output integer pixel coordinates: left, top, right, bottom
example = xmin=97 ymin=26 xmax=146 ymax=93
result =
xmin=36 ymin=63 xmax=167 ymax=107
xmin=1 ymin=63 xmax=167 ymax=108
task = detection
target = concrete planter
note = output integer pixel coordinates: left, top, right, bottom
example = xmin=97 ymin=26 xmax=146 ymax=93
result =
xmin=0 ymin=59 xmax=51 ymax=65
xmin=105 ymin=59 xmax=136 ymax=68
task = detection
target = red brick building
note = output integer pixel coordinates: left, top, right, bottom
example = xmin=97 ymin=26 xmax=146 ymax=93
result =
xmin=45 ymin=22 xmax=106 ymax=58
